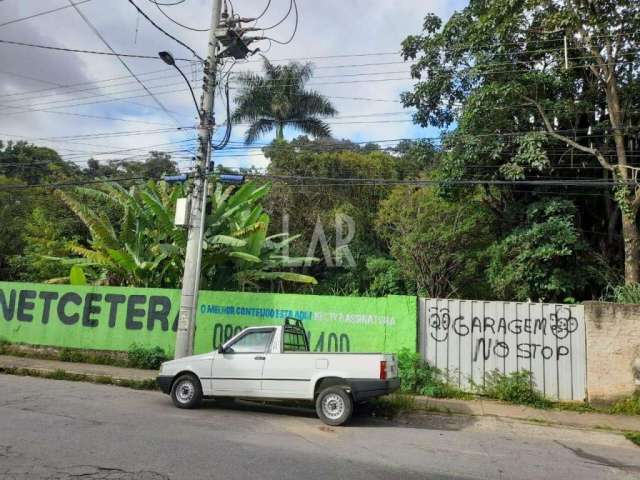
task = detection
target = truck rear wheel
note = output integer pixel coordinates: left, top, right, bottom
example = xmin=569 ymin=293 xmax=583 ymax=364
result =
xmin=171 ymin=374 xmax=202 ymax=409
xmin=315 ymin=386 xmax=353 ymax=426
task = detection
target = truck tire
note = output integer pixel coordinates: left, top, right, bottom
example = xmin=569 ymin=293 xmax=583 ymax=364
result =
xmin=315 ymin=386 xmax=353 ymax=426
xmin=171 ymin=374 xmax=202 ymax=409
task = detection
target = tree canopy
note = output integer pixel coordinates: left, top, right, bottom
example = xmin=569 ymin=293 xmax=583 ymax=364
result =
xmin=402 ymin=0 xmax=640 ymax=285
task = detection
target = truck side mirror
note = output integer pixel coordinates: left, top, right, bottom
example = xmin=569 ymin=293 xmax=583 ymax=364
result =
xmin=217 ymin=345 xmax=225 ymax=354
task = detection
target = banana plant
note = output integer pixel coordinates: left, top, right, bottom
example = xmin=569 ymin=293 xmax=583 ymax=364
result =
xmin=201 ymin=181 xmax=317 ymax=290
xmin=51 ymin=181 xmax=186 ymax=287
xmin=50 ymin=180 xmax=317 ymax=290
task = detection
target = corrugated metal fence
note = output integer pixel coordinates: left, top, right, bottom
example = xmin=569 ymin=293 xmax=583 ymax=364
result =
xmin=419 ymin=298 xmax=586 ymax=401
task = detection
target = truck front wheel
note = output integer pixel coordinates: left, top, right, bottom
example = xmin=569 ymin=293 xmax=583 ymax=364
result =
xmin=171 ymin=374 xmax=202 ymax=409
xmin=315 ymin=386 xmax=353 ymax=426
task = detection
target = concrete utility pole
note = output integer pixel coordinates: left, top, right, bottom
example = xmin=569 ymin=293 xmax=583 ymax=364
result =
xmin=174 ymin=0 xmax=223 ymax=359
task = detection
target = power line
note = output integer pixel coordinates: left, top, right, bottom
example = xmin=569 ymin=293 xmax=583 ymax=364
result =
xmin=0 ymin=68 xmax=167 ymax=116
xmin=0 ymin=0 xmax=94 ymax=28
xmin=67 ymin=0 xmax=182 ymax=127
xmin=0 ymin=67 xmax=194 ymax=103
xmin=38 ymin=126 xmax=194 ymax=141
xmin=0 ymin=38 xmax=191 ymax=61
xmin=0 ymin=60 xmax=402 ymax=103
xmin=126 ymin=0 xmax=204 ymax=60
xmin=0 ymin=139 xmax=198 ymax=169
xmin=253 ymin=0 xmax=273 ymax=21
xmin=151 ymin=0 xmax=209 ymax=32
xmin=0 ymin=67 xmax=411 ymax=109
xmin=0 ymin=59 xmax=410 ymax=103
xmin=0 ymin=174 xmax=154 ymax=191
xmin=0 ymin=104 xmax=177 ymax=126
xmin=261 ymin=0 xmax=298 ymax=45
xmin=2 ymin=170 xmax=636 ymax=193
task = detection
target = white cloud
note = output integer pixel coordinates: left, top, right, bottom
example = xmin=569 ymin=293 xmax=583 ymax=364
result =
xmin=0 ymin=0 xmax=466 ymax=170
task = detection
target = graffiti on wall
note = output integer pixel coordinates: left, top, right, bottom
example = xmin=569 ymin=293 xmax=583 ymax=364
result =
xmin=427 ymin=306 xmax=580 ymax=361
xmin=420 ymin=298 xmax=587 ymax=401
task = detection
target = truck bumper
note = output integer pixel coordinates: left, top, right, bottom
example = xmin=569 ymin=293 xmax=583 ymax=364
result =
xmin=348 ymin=378 xmax=401 ymax=402
xmin=156 ymin=375 xmax=173 ymax=394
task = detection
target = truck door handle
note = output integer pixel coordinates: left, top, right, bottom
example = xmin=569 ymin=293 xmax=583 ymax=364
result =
xmin=254 ymin=356 xmax=266 ymax=360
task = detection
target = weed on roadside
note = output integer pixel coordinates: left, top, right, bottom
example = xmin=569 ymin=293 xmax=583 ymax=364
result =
xmin=127 ymin=344 xmax=167 ymax=370
xmin=397 ymin=349 xmax=470 ymax=399
xmin=59 ymin=348 xmax=84 ymax=363
xmin=478 ymin=370 xmax=552 ymax=409
xmin=553 ymin=401 xmax=598 ymax=413
xmin=609 ymin=392 xmax=640 ymax=416
xmin=625 ymin=432 xmax=640 ymax=447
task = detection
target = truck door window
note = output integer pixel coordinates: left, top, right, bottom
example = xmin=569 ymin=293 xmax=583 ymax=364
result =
xmin=227 ymin=330 xmax=274 ymax=354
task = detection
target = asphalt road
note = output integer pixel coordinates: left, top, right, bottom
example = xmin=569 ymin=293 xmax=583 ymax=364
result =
xmin=0 ymin=375 xmax=639 ymax=480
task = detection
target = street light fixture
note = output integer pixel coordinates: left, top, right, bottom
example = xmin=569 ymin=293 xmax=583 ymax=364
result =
xmin=158 ymin=50 xmax=176 ymax=66
xmin=158 ymin=50 xmax=201 ymax=119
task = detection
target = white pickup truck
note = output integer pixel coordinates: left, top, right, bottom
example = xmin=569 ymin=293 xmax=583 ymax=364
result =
xmin=157 ymin=319 xmax=400 ymax=425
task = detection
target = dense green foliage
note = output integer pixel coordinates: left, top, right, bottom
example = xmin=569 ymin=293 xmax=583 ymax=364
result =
xmin=44 ymin=180 xmax=316 ymax=290
xmin=376 ymin=187 xmax=492 ymax=298
xmin=487 ymin=200 xmax=609 ymax=301
xmin=263 ymin=138 xmax=421 ymax=296
xmin=397 ymin=348 xmax=469 ymax=398
xmin=610 ymin=392 xmax=640 ymax=416
xmin=127 ymin=344 xmax=168 ymax=370
xmin=400 ymin=0 xmax=640 ymax=291
xmin=2 ymin=2 xmax=640 ymax=302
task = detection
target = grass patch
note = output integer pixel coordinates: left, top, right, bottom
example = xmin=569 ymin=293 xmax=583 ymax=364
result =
xmin=609 ymin=392 xmax=640 ymax=416
xmin=625 ymin=432 xmax=640 ymax=447
xmin=0 ymin=366 xmax=158 ymax=391
xmin=553 ymin=401 xmax=598 ymax=413
xmin=0 ymin=340 xmax=167 ymax=370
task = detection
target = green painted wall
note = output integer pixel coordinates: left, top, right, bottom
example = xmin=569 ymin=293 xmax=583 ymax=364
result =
xmin=0 ymin=282 xmax=417 ymax=355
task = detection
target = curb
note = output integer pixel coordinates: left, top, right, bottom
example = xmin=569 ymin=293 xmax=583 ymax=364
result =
xmin=410 ymin=396 xmax=640 ymax=433
xmin=0 ymin=365 xmax=158 ymax=390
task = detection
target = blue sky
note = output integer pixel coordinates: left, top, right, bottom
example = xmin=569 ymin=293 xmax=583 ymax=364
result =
xmin=0 ymin=0 xmax=468 ymax=172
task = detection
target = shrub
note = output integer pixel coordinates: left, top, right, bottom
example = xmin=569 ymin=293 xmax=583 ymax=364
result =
xmin=603 ymin=283 xmax=640 ymax=304
xmin=59 ymin=348 xmax=85 ymax=363
xmin=625 ymin=432 xmax=640 ymax=447
xmin=609 ymin=392 xmax=640 ymax=416
xmin=127 ymin=344 xmax=167 ymax=370
xmin=480 ymin=370 xmax=551 ymax=408
xmin=397 ymin=348 xmax=468 ymax=399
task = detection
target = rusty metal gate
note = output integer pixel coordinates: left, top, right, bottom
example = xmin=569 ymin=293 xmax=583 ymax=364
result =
xmin=419 ymin=298 xmax=586 ymax=401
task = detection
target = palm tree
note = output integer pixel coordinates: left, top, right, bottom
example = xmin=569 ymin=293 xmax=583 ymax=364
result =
xmin=232 ymin=59 xmax=337 ymax=144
